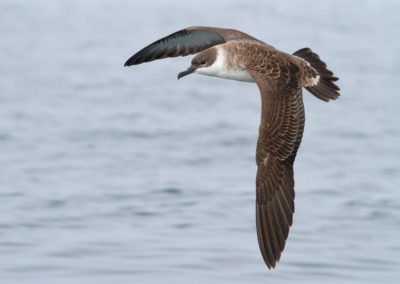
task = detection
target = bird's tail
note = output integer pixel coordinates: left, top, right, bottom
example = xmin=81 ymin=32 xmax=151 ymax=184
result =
xmin=293 ymin=48 xmax=340 ymax=102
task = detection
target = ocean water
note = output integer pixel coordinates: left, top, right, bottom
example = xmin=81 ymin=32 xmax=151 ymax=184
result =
xmin=1 ymin=0 xmax=399 ymax=283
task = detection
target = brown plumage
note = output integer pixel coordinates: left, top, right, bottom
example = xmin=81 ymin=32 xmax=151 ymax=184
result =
xmin=124 ymin=26 xmax=340 ymax=269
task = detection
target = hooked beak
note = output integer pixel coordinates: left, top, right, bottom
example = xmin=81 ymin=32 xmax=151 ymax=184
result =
xmin=178 ymin=66 xmax=196 ymax=79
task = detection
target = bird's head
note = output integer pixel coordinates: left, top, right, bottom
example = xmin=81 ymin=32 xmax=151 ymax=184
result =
xmin=178 ymin=48 xmax=220 ymax=79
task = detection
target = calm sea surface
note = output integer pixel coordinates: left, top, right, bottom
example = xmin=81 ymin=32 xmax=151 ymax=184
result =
xmin=1 ymin=0 xmax=399 ymax=283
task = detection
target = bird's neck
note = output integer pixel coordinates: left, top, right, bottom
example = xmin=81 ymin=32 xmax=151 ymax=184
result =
xmin=195 ymin=47 xmax=255 ymax=83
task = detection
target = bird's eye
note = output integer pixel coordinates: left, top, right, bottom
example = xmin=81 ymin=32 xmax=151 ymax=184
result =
xmin=200 ymin=59 xmax=206 ymax=65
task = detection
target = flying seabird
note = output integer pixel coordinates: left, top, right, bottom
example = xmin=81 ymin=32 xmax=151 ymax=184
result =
xmin=124 ymin=26 xmax=340 ymax=269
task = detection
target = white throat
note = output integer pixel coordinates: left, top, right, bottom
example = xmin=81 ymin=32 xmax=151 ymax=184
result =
xmin=194 ymin=47 xmax=255 ymax=83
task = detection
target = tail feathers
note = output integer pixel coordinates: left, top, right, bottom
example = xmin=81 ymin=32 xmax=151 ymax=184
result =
xmin=293 ymin=48 xmax=340 ymax=102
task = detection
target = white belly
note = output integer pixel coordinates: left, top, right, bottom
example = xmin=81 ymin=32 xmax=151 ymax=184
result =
xmin=196 ymin=66 xmax=255 ymax=83
xmin=218 ymin=68 xmax=255 ymax=82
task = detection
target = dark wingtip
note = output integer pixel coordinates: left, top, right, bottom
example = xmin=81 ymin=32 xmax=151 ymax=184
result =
xmin=124 ymin=50 xmax=149 ymax=67
xmin=124 ymin=59 xmax=131 ymax=67
xmin=124 ymin=56 xmax=137 ymax=67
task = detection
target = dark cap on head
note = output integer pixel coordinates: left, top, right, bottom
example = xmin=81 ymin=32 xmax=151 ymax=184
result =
xmin=178 ymin=48 xmax=217 ymax=79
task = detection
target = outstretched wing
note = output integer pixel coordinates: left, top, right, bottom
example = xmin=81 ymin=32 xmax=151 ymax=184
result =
xmin=247 ymin=54 xmax=305 ymax=269
xmin=124 ymin=26 xmax=262 ymax=66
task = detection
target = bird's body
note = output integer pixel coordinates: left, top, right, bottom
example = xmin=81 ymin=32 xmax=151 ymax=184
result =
xmin=125 ymin=26 xmax=340 ymax=269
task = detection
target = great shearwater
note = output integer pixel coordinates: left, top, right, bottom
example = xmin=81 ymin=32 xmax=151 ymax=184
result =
xmin=124 ymin=26 xmax=340 ymax=269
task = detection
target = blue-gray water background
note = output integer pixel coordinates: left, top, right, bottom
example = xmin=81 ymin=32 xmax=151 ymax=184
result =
xmin=1 ymin=0 xmax=399 ymax=283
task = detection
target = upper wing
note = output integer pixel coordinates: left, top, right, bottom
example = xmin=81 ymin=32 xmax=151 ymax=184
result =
xmin=247 ymin=55 xmax=305 ymax=269
xmin=124 ymin=26 xmax=262 ymax=66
